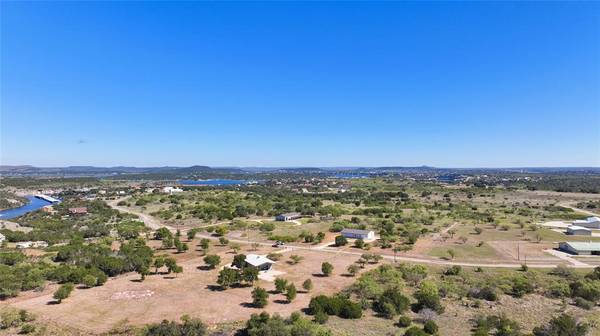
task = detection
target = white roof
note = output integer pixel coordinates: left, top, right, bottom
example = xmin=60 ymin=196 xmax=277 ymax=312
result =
xmin=245 ymin=254 xmax=275 ymax=267
xmin=568 ymin=226 xmax=592 ymax=231
xmin=0 ymin=233 xmax=5 ymax=239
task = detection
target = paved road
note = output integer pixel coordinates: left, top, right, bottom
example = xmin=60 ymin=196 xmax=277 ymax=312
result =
xmin=106 ymin=200 xmax=596 ymax=269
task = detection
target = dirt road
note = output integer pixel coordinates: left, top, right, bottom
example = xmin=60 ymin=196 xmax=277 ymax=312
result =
xmin=106 ymin=201 xmax=595 ymax=269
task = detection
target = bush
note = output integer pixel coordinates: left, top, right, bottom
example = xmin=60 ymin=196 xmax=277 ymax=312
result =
xmin=335 ymin=235 xmax=348 ymax=246
xmin=321 ymin=262 xmax=334 ymax=276
xmin=443 ymin=265 xmax=461 ymax=276
xmin=404 ymin=326 xmax=427 ymax=336
xmin=251 ymin=287 xmax=268 ymax=308
xmin=314 ymin=310 xmax=328 ymax=324
xmin=573 ymin=297 xmax=594 ymax=310
xmin=398 ymin=315 xmax=412 ymax=328
xmin=19 ymin=323 xmax=35 ymax=334
xmin=532 ymin=313 xmax=587 ymax=336
xmin=423 ymin=320 xmax=438 ymax=334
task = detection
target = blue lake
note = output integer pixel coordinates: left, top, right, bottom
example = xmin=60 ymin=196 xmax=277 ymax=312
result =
xmin=0 ymin=195 xmax=54 ymax=220
xmin=178 ymin=179 xmax=249 ymax=186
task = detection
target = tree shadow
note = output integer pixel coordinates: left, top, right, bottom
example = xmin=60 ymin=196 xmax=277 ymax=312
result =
xmin=239 ymin=302 xmax=256 ymax=308
xmin=341 ymin=273 xmax=356 ymax=278
xmin=312 ymin=273 xmax=327 ymax=277
xmin=267 ymin=290 xmax=280 ymax=295
xmin=197 ymin=265 xmax=213 ymax=271
xmin=274 ymin=299 xmax=289 ymax=304
xmin=206 ymin=284 xmax=224 ymax=291
xmin=130 ymin=279 xmax=144 ymax=283
xmin=163 ymin=275 xmax=176 ymax=280
xmin=46 ymin=300 xmax=60 ymax=305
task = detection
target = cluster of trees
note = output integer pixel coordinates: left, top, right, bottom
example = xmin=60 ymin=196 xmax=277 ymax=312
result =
xmin=308 ymin=294 xmax=363 ymax=323
xmin=471 ymin=313 xmax=588 ymax=336
xmin=141 ymin=315 xmax=207 ymax=336
xmin=274 ymin=278 xmax=298 ymax=303
xmin=154 ymin=228 xmax=188 ymax=253
xmin=242 ymin=311 xmax=331 ymax=336
xmin=216 ymin=254 xmax=259 ymax=289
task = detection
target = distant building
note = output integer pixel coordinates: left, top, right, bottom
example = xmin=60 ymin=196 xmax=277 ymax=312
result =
xmin=244 ymin=254 xmax=275 ymax=271
xmin=162 ymin=186 xmax=183 ymax=194
xmin=572 ymin=217 xmax=600 ymax=229
xmin=275 ymin=212 xmax=302 ymax=221
xmin=68 ymin=207 xmax=88 ymax=215
xmin=566 ymin=226 xmax=592 ymax=236
xmin=16 ymin=241 xmax=48 ymax=249
xmin=41 ymin=205 xmax=57 ymax=214
xmin=0 ymin=233 xmax=5 ymax=244
xmin=559 ymin=242 xmax=600 ymax=255
xmin=340 ymin=228 xmax=375 ymax=240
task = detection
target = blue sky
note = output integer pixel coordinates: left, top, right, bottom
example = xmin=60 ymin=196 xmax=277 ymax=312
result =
xmin=1 ymin=2 xmax=599 ymax=167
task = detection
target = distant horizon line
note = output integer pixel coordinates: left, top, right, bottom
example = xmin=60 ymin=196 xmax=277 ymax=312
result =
xmin=1 ymin=164 xmax=599 ymax=169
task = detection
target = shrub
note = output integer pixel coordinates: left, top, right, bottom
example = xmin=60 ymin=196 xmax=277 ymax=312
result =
xmin=532 ymin=313 xmax=587 ymax=336
xmin=53 ymin=283 xmax=74 ymax=303
xmin=321 ymin=262 xmax=333 ymax=276
xmin=573 ymin=297 xmax=594 ymax=310
xmin=443 ymin=265 xmax=462 ymax=276
xmin=404 ymin=326 xmax=427 ymax=336
xmin=203 ymin=255 xmax=221 ymax=269
xmin=251 ymin=287 xmax=269 ymax=308
xmin=335 ymin=235 xmax=348 ymax=246
xmin=302 ymin=279 xmax=313 ymax=292
xmin=423 ymin=320 xmax=438 ymax=334
xmin=398 ymin=315 xmax=412 ymax=328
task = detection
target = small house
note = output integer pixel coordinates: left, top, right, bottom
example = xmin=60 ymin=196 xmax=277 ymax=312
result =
xmin=340 ymin=228 xmax=375 ymax=240
xmin=559 ymin=242 xmax=600 ymax=255
xmin=162 ymin=186 xmax=183 ymax=194
xmin=572 ymin=217 xmax=600 ymax=229
xmin=566 ymin=226 xmax=592 ymax=236
xmin=244 ymin=254 xmax=275 ymax=271
xmin=275 ymin=212 xmax=302 ymax=222
xmin=0 ymin=233 xmax=5 ymax=244
xmin=16 ymin=241 xmax=49 ymax=249
xmin=68 ymin=207 xmax=88 ymax=215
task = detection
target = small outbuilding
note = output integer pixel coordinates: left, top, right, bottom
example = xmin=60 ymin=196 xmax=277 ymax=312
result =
xmin=68 ymin=207 xmax=88 ymax=215
xmin=0 ymin=233 xmax=5 ymax=244
xmin=340 ymin=228 xmax=375 ymax=240
xmin=572 ymin=217 xmax=600 ymax=229
xmin=275 ymin=212 xmax=302 ymax=222
xmin=559 ymin=241 xmax=600 ymax=255
xmin=245 ymin=254 xmax=275 ymax=271
xmin=566 ymin=226 xmax=592 ymax=236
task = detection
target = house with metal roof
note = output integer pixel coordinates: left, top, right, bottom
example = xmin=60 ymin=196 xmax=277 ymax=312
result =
xmin=245 ymin=254 xmax=275 ymax=271
xmin=275 ymin=212 xmax=302 ymax=221
xmin=340 ymin=228 xmax=375 ymax=240
xmin=559 ymin=241 xmax=600 ymax=255
xmin=572 ymin=217 xmax=600 ymax=229
xmin=566 ymin=226 xmax=592 ymax=236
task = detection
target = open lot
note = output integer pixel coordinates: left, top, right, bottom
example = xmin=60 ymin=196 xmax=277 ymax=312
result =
xmin=4 ymin=245 xmax=368 ymax=334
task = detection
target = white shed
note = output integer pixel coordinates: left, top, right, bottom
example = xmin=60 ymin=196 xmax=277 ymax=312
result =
xmin=340 ymin=228 xmax=375 ymax=240
xmin=566 ymin=226 xmax=592 ymax=236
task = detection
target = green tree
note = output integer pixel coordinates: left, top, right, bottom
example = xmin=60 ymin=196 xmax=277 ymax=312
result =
xmin=302 ymin=279 xmax=313 ymax=292
xmin=532 ymin=314 xmax=588 ymax=336
xmin=53 ymin=283 xmax=74 ymax=303
xmin=252 ymin=287 xmax=269 ymax=308
xmin=321 ymin=262 xmax=334 ymax=277
xmin=275 ymin=278 xmax=288 ymax=293
xmin=335 ymin=235 xmax=348 ymax=246
xmin=241 ymin=267 xmax=259 ymax=285
xmin=217 ymin=268 xmax=240 ymax=289
xmin=203 ymin=255 xmax=221 ymax=269
xmin=82 ymin=275 xmax=96 ymax=288
xmin=285 ymin=283 xmax=297 ymax=303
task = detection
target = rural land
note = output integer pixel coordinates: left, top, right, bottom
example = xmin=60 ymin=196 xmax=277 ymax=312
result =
xmin=0 ymin=166 xmax=599 ymax=336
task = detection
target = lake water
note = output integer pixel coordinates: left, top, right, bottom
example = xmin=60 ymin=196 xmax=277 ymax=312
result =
xmin=0 ymin=195 xmax=54 ymax=220
xmin=178 ymin=179 xmax=249 ymax=186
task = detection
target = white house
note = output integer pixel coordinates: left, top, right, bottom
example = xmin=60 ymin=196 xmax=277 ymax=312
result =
xmin=16 ymin=241 xmax=48 ymax=249
xmin=340 ymin=228 xmax=375 ymax=240
xmin=275 ymin=212 xmax=302 ymax=221
xmin=566 ymin=225 xmax=592 ymax=236
xmin=162 ymin=186 xmax=184 ymax=194
xmin=244 ymin=254 xmax=275 ymax=271
xmin=0 ymin=233 xmax=5 ymax=244
xmin=572 ymin=217 xmax=600 ymax=229
xmin=559 ymin=242 xmax=600 ymax=255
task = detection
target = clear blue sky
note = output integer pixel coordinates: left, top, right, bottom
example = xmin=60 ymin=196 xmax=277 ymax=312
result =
xmin=1 ymin=1 xmax=599 ymax=167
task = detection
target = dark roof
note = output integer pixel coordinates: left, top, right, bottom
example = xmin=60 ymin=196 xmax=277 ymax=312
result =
xmin=341 ymin=228 xmax=373 ymax=235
